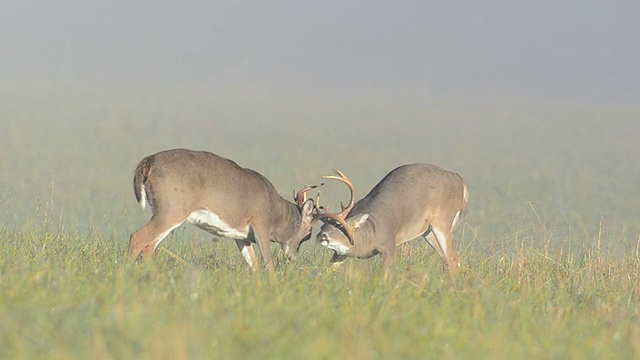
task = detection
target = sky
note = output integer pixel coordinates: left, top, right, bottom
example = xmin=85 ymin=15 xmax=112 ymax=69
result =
xmin=1 ymin=1 xmax=639 ymax=102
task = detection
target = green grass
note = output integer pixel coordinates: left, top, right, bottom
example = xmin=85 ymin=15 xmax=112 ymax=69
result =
xmin=1 ymin=86 xmax=639 ymax=358
xmin=1 ymin=219 xmax=638 ymax=359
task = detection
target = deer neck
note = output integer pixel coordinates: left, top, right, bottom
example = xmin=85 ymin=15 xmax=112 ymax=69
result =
xmin=347 ymin=212 xmax=382 ymax=255
xmin=271 ymin=196 xmax=303 ymax=240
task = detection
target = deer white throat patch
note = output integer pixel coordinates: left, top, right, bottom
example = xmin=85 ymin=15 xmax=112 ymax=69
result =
xmin=319 ymin=237 xmax=350 ymax=255
xmin=187 ymin=209 xmax=248 ymax=240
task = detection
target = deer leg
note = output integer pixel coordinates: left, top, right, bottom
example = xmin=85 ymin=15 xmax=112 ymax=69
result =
xmin=251 ymin=224 xmax=275 ymax=274
xmin=235 ymin=239 xmax=258 ymax=271
xmin=423 ymin=228 xmax=446 ymax=261
xmin=329 ymin=253 xmax=347 ymax=270
xmin=378 ymin=245 xmax=397 ymax=269
xmin=430 ymin=225 xmax=459 ymax=273
xmin=129 ymin=214 xmax=186 ymax=259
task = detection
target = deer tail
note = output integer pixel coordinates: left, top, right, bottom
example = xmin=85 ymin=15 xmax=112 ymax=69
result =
xmin=133 ymin=156 xmax=153 ymax=209
xmin=461 ymin=183 xmax=469 ymax=210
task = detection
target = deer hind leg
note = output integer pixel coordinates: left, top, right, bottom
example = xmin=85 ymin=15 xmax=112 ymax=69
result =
xmin=429 ymin=222 xmax=459 ymax=273
xmin=235 ymin=239 xmax=258 ymax=272
xmin=129 ymin=214 xmax=186 ymax=259
xmin=423 ymin=228 xmax=445 ymax=261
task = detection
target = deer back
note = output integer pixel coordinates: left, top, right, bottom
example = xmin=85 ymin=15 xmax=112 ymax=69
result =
xmin=360 ymin=164 xmax=464 ymax=218
xmin=135 ymin=149 xmax=281 ymax=228
xmin=317 ymin=163 xmax=467 ymax=259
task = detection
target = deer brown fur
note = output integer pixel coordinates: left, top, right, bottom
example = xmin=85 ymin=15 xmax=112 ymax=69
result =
xmin=128 ymin=149 xmax=317 ymax=272
xmin=316 ymin=164 xmax=467 ymax=272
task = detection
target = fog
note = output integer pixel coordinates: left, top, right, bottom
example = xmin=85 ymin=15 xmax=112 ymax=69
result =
xmin=2 ymin=1 xmax=639 ymax=102
xmin=2 ymin=1 xmax=640 ymax=244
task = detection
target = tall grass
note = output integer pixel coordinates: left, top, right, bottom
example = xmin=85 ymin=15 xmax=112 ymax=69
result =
xmin=1 ymin=214 xmax=638 ymax=359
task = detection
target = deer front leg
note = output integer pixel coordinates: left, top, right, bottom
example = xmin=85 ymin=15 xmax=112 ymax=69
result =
xmin=378 ymin=245 xmax=397 ymax=269
xmin=329 ymin=253 xmax=347 ymax=270
xmin=251 ymin=224 xmax=275 ymax=275
xmin=235 ymin=239 xmax=258 ymax=272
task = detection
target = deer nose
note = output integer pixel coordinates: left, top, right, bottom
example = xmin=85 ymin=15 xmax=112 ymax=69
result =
xmin=282 ymin=244 xmax=297 ymax=261
xmin=285 ymin=251 xmax=297 ymax=261
xmin=317 ymin=232 xmax=328 ymax=244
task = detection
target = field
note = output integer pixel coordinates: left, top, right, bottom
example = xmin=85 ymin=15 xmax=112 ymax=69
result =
xmin=1 ymin=86 xmax=639 ymax=359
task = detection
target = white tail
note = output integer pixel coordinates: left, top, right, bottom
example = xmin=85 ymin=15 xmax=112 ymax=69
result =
xmin=128 ymin=149 xmax=320 ymax=272
xmin=316 ymin=164 xmax=467 ymax=273
xmin=138 ymin=184 xmax=147 ymax=209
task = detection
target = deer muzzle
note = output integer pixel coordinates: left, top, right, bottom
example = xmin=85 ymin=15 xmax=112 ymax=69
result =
xmin=317 ymin=232 xmax=330 ymax=246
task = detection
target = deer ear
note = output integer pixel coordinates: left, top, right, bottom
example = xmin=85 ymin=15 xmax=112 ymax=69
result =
xmin=349 ymin=213 xmax=369 ymax=229
xmin=301 ymin=198 xmax=315 ymax=217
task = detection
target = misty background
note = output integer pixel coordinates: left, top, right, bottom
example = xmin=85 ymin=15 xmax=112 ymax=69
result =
xmin=1 ymin=1 xmax=639 ymax=254
xmin=2 ymin=1 xmax=639 ymax=102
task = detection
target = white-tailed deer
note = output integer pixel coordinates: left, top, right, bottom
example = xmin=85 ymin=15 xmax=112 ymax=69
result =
xmin=316 ymin=164 xmax=467 ymax=272
xmin=128 ymin=149 xmax=320 ymax=272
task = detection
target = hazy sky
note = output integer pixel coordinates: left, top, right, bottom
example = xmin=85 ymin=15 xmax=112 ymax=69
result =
xmin=2 ymin=1 xmax=639 ymax=102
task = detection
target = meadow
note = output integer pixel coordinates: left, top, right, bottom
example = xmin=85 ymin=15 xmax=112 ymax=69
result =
xmin=1 ymin=86 xmax=639 ymax=359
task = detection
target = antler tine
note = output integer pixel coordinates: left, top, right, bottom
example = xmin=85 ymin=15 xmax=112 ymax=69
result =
xmin=314 ymin=168 xmax=357 ymax=245
xmin=294 ymin=183 xmax=324 ymax=207
xmin=320 ymin=168 xmax=356 ymax=218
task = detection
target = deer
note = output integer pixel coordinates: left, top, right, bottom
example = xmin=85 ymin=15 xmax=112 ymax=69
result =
xmin=128 ymin=148 xmax=321 ymax=273
xmin=315 ymin=164 xmax=467 ymax=273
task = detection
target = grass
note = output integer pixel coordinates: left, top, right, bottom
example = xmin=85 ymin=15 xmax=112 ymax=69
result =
xmin=1 ymin=86 xmax=639 ymax=358
xmin=1 ymin=218 xmax=638 ymax=359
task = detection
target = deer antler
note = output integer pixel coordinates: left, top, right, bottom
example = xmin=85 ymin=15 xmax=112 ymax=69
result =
xmin=316 ymin=212 xmax=356 ymax=245
xmin=320 ymin=169 xmax=355 ymax=217
xmin=293 ymin=183 xmax=323 ymax=207
xmin=315 ymin=169 xmax=356 ymax=244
